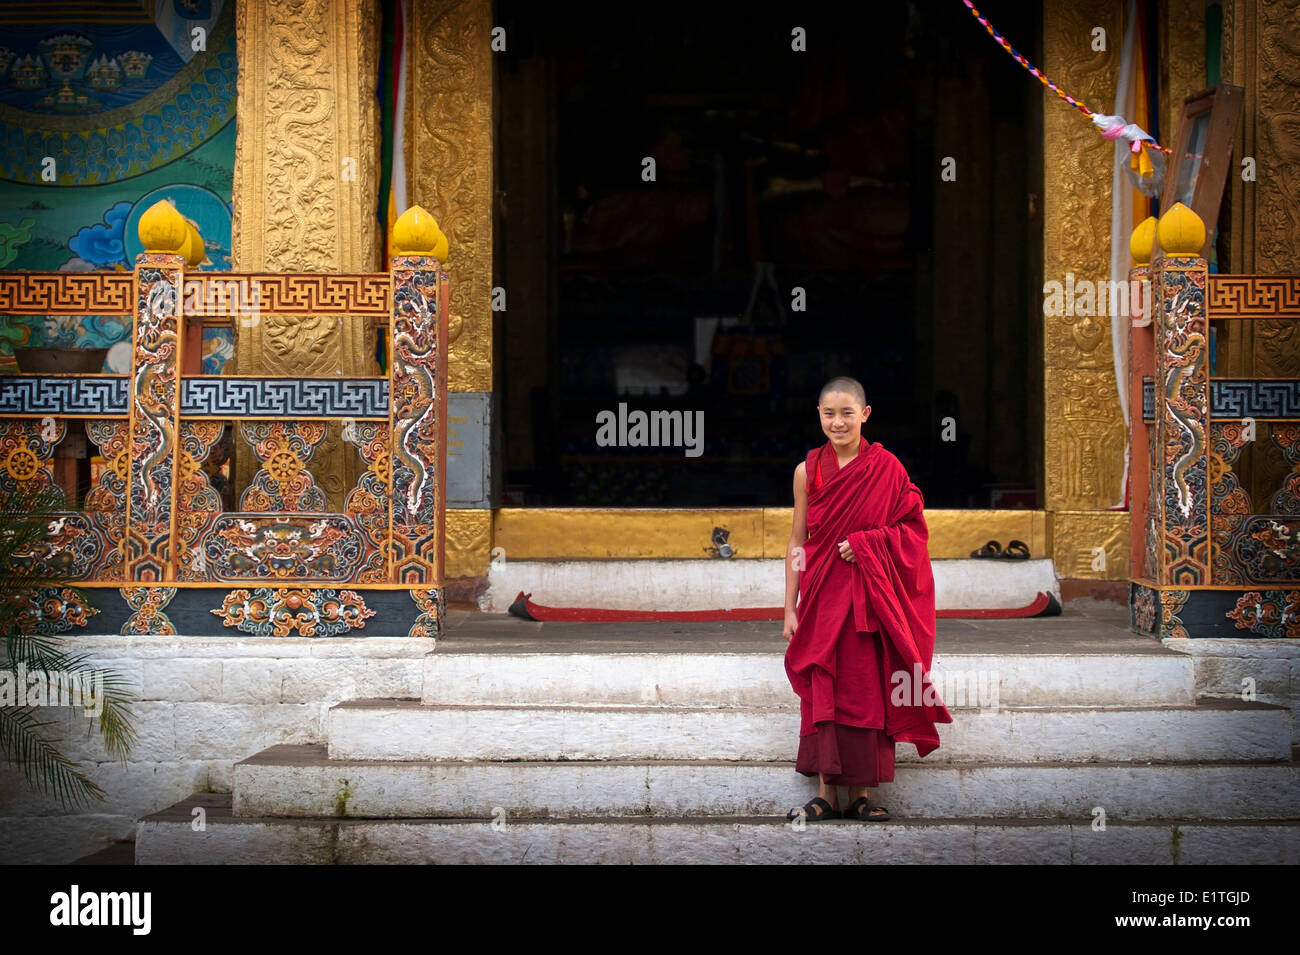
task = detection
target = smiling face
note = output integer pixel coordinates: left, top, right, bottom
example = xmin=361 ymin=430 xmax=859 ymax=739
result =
xmin=818 ymin=390 xmax=871 ymax=449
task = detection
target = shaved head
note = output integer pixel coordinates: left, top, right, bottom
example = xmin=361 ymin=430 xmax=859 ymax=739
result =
xmin=818 ymin=376 xmax=866 ymax=408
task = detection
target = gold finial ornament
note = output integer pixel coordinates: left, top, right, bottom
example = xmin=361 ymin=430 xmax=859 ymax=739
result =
xmin=138 ymin=198 xmax=189 ymax=253
xmin=429 ymin=229 xmax=449 ymax=261
xmin=392 ymin=205 xmax=449 ymax=259
xmin=1129 ymin=215 xmax=1157 ymax=265
xmin=1156 ymin=202 xmax=1206 ymax=256
xmin=181 ymin=219 xmax=205 ymax=266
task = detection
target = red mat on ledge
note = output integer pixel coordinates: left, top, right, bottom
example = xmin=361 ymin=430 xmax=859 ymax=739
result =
xmin=507 ymin=590 xmax=1060 ymax=622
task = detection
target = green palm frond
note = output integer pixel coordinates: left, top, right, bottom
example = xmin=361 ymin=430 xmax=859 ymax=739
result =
xmin=0 ymin=704 xmax=106 ymax=808
xmin=4 ymin=630 xmax=139 ymax=762
xmin=0 ymin=479 xmax=137 ymax=807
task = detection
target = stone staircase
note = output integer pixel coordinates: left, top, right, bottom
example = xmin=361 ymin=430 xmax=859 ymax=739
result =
xmin=134 ymin=610 xmax=1300 ymax=864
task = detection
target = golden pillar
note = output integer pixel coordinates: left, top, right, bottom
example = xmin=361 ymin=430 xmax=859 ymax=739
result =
xmin=407 ymin=0 xmax=495 ymax=578
xmin=232 ymin=0 xmax=381 ymax=273
xmin=1221 ymin=0 xmax=1300 ymax=370
xmin=231 ymin=0 xmax=382 ymax=508
xmin=1220 ymin=0 xmax=1300 ymax=519
xmin=1040 ymin=0 xmax=1127 ymax=577
xmin=1039 ymin=0 xmax=1207 ymax=579
xmin=1041 ymin=0 xmax=1125 ymax=515
xmin=1157 ymin=0 xmax=1208 ymax=155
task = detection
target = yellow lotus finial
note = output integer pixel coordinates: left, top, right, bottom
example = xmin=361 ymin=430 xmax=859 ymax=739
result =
xmin=138 ymin=198 xmax=189 ymax=254
xmin=1156 ymin=202 xmax=1206 ymax=256
xmin=392 ymin=205 xmax=449 ymax=259
xmin=1129 ymin=216 xmax=1157 ymax=266
xmin=180 ymin=218 xmax=205 ymax=267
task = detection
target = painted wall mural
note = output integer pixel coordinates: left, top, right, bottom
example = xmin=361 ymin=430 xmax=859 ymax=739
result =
xmin=0 ymin=0 xmax=235 ymax=374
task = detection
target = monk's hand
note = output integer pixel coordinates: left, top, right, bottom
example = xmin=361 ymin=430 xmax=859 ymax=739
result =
xmin=838 ymin=539 xmax=856 ymax=563
xmin=783 ymin=609 xmax=798 ymax=643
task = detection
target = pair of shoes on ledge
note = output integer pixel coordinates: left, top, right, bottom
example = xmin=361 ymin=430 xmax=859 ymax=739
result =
xmin=970 ymin=539 xmax=1030 ymax=560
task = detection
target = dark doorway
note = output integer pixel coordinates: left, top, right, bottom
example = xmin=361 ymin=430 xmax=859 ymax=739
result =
xmin=494 ymin=0 xmax=1042 ymax=507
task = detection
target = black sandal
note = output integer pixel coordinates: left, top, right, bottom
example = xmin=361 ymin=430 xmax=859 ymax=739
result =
xmin=1001 ymin=539 xmax=1031 ymax=560
xmin=786 ymin=796 xmax=841 ymax=822
xmin=970 ymin=540 xmax=1003 ymax=558
xmin=845 ymin=796 xmax=891 ymax=822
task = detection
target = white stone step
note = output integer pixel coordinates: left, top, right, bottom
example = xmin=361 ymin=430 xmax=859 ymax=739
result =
xmin=326 ymin=698 xmax=1292 ymax=763
xmin=421 ymin=650 xmax=1194 ymax=708
xmin=137 ymin=794 xmax=1300 ymax=864
xmin=233 ymin=744 xmax=1300 ymax=821
xmin=480 ymin=558 xmax=1060 ymax=613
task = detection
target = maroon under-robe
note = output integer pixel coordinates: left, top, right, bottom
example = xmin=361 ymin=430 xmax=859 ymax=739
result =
xmin=785 ymin=435 xmax=953 ymax=786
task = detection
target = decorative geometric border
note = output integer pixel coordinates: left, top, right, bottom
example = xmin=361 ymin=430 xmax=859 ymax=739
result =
xmin=0 ymin=377 xmax=389 ymax=419
xmin=1211 ymin=380 xmax=1300 ymax=420
xmin=180 ymin=377 xmax=388 ymax=418
xmin=1141 ymin=378 xmax=1300 ymax=422
xmin=0 ymin=272 xmax=393 ymax=316
xmin=0 ymin=376 xmax=129 ymax=416
xmin=0 ymin=274 xmax=134 ymax=315
xmin=1206 ymin=276 xmax=1300 ymax=319
xmin=181 ymin=274 xmax=391 ymax=316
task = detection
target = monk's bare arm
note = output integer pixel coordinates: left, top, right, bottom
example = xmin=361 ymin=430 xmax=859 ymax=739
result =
xmin=786 ymin=462 xmax=808 ymax=614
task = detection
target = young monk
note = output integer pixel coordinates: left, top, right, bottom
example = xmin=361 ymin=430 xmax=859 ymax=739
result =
xmin=783 ymin=376 xmax=953 ymax=822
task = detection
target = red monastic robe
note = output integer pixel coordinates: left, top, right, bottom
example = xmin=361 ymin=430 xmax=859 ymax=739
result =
xmin=785 ymin=435 xmax=953 ymax=785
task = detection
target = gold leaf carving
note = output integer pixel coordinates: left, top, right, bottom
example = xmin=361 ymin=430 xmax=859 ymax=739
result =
xmin=446 ymin=509 xmax=492 ymax=577
xmin=1157 ymin=0 xmax=1206 ymax=156
xmin=1052 ymin=510 xmax=1130 ymax=579
xmin=264 ymin=313 xmax=343 ymax=376
xmin=408 ymin=0 xmax=493 ymax=393
xmin=1043 ymin=0 xmax=1127 ymax=511
xmin=231 ymin=0 xmax=382 ymax=510
xmin=1222 ymin=0 xmax=1300 ymax=377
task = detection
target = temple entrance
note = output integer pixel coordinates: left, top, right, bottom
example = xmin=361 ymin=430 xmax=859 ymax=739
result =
xmin=495 ymin=0 xmax=1042 ymax=508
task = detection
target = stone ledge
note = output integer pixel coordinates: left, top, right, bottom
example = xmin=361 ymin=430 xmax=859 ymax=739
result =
xmin=49 ymin=636 xmax=436 ymax=658
xmin=1163 ymin=638 xmax=1300 ymax=658
xmin=230 ymin=743 xmax=1300 ymax=821
xmin=134 ymin=794 xmax=1300 ymax=865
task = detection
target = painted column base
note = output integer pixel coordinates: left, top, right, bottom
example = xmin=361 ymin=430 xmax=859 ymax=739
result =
xmin=1130 ymin=580 xmax=1300 ymax=639
xmin=33 ymin=587 xmax=447 ymax=638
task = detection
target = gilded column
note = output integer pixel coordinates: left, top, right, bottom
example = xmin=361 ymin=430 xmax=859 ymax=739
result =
xmin=1220 ymin=0 xmax=1300 ymax=512
xmin=231 ymin=0 xmax=382 ymax=508
xmin=1042 ymin=0 xmax=1130 ymax=577
xmin=407 ymin=0 xmax=495 ymax=579
xmin=1222 ymin=0 xmax=1300 ymax=372
xmin=407 ymin=0 xmax=493 ymax=395
xmin=1157 ymin=0 xmax=1207 ymax=157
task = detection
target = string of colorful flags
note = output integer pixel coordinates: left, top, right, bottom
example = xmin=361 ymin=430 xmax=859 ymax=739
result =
xmin=960 ymin=0 xmax=1169 ymax=194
